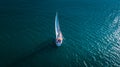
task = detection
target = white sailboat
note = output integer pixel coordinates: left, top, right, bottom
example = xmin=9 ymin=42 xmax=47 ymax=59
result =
xmin=55 ymin=12 xmax=63 ymax=46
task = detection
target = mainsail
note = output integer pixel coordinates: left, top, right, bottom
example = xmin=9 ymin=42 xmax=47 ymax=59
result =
xmin=55 ymin=12 xmax=61 ymax=38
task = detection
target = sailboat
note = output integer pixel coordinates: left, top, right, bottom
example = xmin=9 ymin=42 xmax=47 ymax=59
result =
xmin=55 ymin=12 xmax=63 ymax=46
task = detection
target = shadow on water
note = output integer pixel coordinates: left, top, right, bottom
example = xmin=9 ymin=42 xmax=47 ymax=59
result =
xmin=8 ymin=38 xmax=58 ymax=67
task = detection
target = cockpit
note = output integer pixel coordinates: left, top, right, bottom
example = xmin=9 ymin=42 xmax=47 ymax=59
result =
xmin=57 ymin=39 xmax=61 ymax=43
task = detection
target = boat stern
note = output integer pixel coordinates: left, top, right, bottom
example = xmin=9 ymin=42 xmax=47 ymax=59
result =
xmin=56 ymin=43 xmax=62 ymax=47
xmin=56 ymin=38 xmax=63 ymax=47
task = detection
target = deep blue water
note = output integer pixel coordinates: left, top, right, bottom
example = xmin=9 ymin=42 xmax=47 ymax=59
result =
xmin=0 ymin=0 xmax=120 ymax=67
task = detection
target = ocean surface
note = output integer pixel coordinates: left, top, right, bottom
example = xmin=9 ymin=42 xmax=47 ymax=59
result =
xmin=0 ymin=0 xmax=120 ymax=67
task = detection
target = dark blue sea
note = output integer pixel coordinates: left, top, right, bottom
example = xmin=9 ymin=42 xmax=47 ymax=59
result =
xmin=0 ymin=0 xmax=120 ymax=67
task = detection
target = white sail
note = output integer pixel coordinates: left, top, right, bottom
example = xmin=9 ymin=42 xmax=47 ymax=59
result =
xmin=55 ymin=12 xmax=61 ymax=38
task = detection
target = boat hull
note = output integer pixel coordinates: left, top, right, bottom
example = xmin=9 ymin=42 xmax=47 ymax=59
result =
xmin=56 ymin=43 xmax=62 ymax=46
